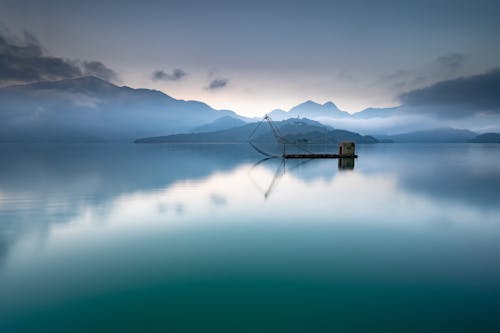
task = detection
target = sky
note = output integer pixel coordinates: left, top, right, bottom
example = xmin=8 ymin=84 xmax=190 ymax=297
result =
xmin=1 ymin=0 xmax=500 ymax=117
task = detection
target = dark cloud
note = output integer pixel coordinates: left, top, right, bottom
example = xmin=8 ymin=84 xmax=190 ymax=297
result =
xmin=0 ymin=30 xmax=81 ymax=84
xmin=378 ymin=69 xmax=429 ymax=92
xmin=0 ymin=28 xmax=117 ymax=85
xmin=83 ymin=61 xmax=117 ymax=82
xmin=383 ymin=70 xmax=411 ymax=81
xmin=152 ymin=68 xmax=187 ymax=81
xmin=207 ymin=78 xmax=228 ymax=90
xmin=399 ymin=68 xmax=500 ymax=118
xmin=435 ymin=53 xmax=466 ymax=71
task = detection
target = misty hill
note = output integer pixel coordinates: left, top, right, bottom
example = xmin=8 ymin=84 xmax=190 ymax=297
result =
xmin=376 ymin=128 xmax=478 ymax=143
xmin=192 ymin=116 xmax=246 ymax=133
xmin=0 ymin=76 xmax=247 ymax=142
xmin=269 ymin=101 xmax=403 ymax=121
xmin=352 ymin=107 xmax=400 ymax=119
xmin=269 ymin=100 xmax=351 ymax=120
xmin=470 ymin=133 xmax=500 ymax=143
xmin=135 ymin=118 xmax=378 ymax=144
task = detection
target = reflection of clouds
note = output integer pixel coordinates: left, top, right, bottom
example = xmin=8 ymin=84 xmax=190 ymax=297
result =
xmin=0 ymin=143 xmax=257 ymax=266
xmin=157 ymin=203 xmax=168 ymax=214
xmin=175 ymin=203 xmax=184 ymax=216
xmin=357 ymin=144 xmax=500 ymax=210
xmin=58 ymin=163 xmax=498 ymax=235
xmin=210 ymin=193 xmax=227 ymax=206
xmin=156 ymin=202 xmax=184 ymax=216
xmin=1 ymin=144 xmax=500 ymax=273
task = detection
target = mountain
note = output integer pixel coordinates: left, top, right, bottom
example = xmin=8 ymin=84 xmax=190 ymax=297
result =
xmin=135 ymin=118 xmax=378 ymax=144
xmin=470 ymin=133 xmax=500 ymax=143
xmin=192 ymin=116 xmax=247 ymax=133
xmin=0 ymin=76 xmax=245 ymax=142
xmin=352 ymin=106 xmax=400 ymax=119
xmin=271 ymin=101 xmax=403 ymax=121
xmin=376 ymin=128 xmax=478 ymax=143
xmin=269 ymin=100 xmax=351 ymax=120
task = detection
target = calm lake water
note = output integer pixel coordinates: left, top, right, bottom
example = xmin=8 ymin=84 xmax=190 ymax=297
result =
xmin=1 ymin=143 xmax=500 ymax=332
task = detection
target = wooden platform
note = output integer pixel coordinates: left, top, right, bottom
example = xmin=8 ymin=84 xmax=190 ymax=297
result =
xmin=283 ymin=154 xmax=357 ymax=159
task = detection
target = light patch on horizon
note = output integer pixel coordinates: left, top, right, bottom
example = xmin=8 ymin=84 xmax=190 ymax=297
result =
xmin=128 ymin=69 xmax=404 ymax=116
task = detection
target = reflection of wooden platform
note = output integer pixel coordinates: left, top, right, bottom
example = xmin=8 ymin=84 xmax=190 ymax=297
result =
xmin=283 ymin=154 xmax=357 ymax=159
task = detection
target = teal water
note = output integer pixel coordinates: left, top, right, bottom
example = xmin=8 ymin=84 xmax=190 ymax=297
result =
xmin=0 ymin=143 xmax=500 ymax=332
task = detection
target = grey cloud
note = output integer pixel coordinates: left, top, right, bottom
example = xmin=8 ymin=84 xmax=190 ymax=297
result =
xmin=378 ymin=70 xmax=428 ymax=91
xmin=383 ymin=70 xmax=411 ymax=81
xmin=435 ymin=53 xmax=466 ymax=71
xmin=399 ymin=68 xmax=500 ymax=118
xmin=152 ymin=68 xmax=187 ymax=81
xmin=0 ymin=28 xmax=117 ymax=85
xmin=0 ymin=31 xmax=81 ymax=84
xmin=83 ymin=61 xmax=117 ymax=82
xmin=207 ymin=78 xmax=228 ymax=90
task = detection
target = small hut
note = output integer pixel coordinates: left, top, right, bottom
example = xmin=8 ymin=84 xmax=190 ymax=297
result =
xmin=339 ymin=142 xmax=355 ymax=156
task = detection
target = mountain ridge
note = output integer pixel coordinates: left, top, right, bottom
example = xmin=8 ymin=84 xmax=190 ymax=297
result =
xmin=0 ymin=76 xmax=248 ymax=141
xmin=269 ymin=100 xmax=352 ymax=120
xmin=375 ymin=127 xmax=478 ymax=143
xmin=135 ymin=118 xmax=378 ymax=144
xmin=1 ymin=76 xmax=496 ymax=143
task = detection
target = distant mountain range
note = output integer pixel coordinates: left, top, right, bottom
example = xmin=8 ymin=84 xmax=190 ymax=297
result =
xmin=269 ymin=100 xmax=398 ymax=121
xmin=135 ymin=118 xmax=378 ymax=144
xmin=0 ymin=76 xmax=249 ymax=141
xmin=192 ymin=115 xmax=247 ymax=133
xmin=352 ymin=107 xmax=400 ymax=119
xmin=376 ymin=128 xmax=479 ymax=143
xmin=470 ymin=133 xmax=500 ymax=143
xmin=1 ymin=76 xmax=498 ymax=143
xmin=269 ymin=101 xmax=351 ymax=120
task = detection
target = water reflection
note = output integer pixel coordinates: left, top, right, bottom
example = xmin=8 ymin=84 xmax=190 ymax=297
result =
xmin=250 ymin=156 xmax=352 ymax=200
xmin=1 ymin=143 xmax=500 ymax=266
xmin=1 ymin=143 xmax=500 ymax=332
xmin=338 ymin=157 xmax=355 ymax=170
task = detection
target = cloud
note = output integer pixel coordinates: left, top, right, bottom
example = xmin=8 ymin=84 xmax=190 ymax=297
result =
xmin=377 ymin=53 xmax=466 ymax=95
xmin=398 ymin=68 xmax=500 ymax=118
xmin=152 ymin=68 xmax=187 ymax=81
xmin=207 ymin=78 xmax=228 ymax=90
xmin=435 ymin=53 xmax=466 ymax=71
xmin=0 ymin=30 xmax=81 ymax=84
xmin=83 ymin=61 xmax=117 ymax=82
xmin=377 ymin=69 xmax=429 ymax=92
xmin=0 ymin=28 xmax=117 ymax=85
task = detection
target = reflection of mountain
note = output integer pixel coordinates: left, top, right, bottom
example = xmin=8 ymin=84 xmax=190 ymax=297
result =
xmin=250 ymin=157 xmax=350 ymax=200
xmin=0 ymin=76 xmax=247 ymax=142
xmin=136 ymin=118 xmax=378 ymax=144
xmin=1 ymin=143 xmax=500 ymax=269
xmin=357 ymin=144 xmax=500 ymax=209
xmin=0 ymin=144 xmax=259 ymax=266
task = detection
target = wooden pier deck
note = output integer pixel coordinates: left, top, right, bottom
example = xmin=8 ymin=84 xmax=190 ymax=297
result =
xmin=283 ymin=153 xmax=357 ymax=159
